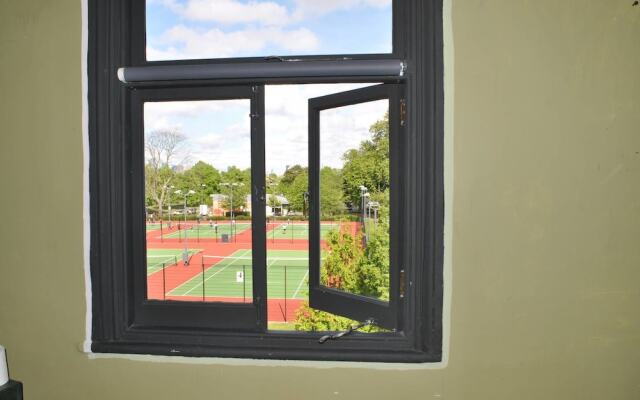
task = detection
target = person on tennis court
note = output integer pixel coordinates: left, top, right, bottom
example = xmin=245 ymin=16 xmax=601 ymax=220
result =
xmin=282 ymin=223 xmax=287 ymax=234
xmin=213 ymin=221 xmax=218 ymax=234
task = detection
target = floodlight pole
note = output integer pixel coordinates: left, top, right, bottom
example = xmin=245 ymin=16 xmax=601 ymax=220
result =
xmin=175 ymin=189 xmax=196 ymax=265
xmin=221 ymin=182 xmax=243 ymax=241
xmin=164 ymin=185 xmax=175 ymax=227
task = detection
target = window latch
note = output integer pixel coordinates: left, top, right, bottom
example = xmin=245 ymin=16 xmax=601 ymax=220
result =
xmin=318 ymin=318 xmax=376 ymax=344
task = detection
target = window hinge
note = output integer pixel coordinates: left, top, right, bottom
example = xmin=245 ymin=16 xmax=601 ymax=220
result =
xmin=400 ymin=269 xmax=405 ymax=298
xmin=318 ymin=318 xmax=376 ymax=343
xmin=400 ymin=98 xmax=407 ymax=127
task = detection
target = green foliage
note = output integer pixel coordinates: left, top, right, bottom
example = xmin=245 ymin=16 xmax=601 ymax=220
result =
xmin=282 ymin=168 xmax=308 ymax=212
xmin=341 ymin=112 xmax=390 ymax=208
xmin=294 ymin=303 xmax=355 ymax=332
xmin=278 ymin=165 xmax=306 ymax=191
xmin=294 ymin=112 xmax=391 ymax=332
xmin=171 ymin=161 xmax=221 ymax=206
xmin=219 ymin=166 xmax=251 ymax=211
xmin=319 ymin=167 xmax=345 ymax=217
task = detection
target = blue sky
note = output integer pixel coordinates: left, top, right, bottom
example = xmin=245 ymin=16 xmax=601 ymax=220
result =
xmin=143 ymin=1 xmax=391 ymax=175
xmin=146 ymin=0 xmax=392 ymax=60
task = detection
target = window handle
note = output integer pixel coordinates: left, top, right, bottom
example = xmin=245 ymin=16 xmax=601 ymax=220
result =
xmin=318 ymin=318 xmax=376 ymax=344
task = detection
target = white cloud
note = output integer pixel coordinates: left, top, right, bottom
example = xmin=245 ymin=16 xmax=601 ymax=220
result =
xmin=265 ymin=84 xmax=386 ymax=173
xmin=291 ymin=0 xmax=391 ymax=20
xmin=148 ymin=24 xmax=318 ymax=60
xmin=190 ymin=119 xmax=252 ymax=170
xmin=145 ymin=99 xmax=249 ymax=120
xmin=181 ymin=0 xmax=290 ymax=26
xmin=155 ymin=0 xmax=391 ymax=25
xmin=142 ymin=85 xmax=387 ymax=174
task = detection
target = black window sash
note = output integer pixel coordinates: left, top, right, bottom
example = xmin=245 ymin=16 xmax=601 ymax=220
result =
xmin=308 ymin=84 xmax=404 ymax=330
xmin=128 ymin=85 xmax=267 ymax=331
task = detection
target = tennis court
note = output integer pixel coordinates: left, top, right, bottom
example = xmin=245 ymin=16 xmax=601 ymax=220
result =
xmin=162 ymin=222 xmax=251 ymax=239
xmin=266 ymin=222 xmax=342 ymax=240
xmin=146 ymin=223 xmax=162 ymax=231
xmin=167 ymin=249 xmax=310 ymax=300
xmin=147 ymin=248 xmax=201 ymax=275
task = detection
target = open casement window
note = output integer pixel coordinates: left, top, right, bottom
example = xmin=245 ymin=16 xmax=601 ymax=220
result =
xmin=89 ymin=0 xmax=444 ymax=362
xmin=308 ymin=84 xmax=403 ymax=330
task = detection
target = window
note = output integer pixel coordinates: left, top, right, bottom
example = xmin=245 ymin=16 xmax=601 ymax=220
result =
xmin=88 ymin=0 xmax=444 ymax=362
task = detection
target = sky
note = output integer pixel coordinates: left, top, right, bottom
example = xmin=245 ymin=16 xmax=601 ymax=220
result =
xmin=144 ymin=85 xmax=388 ymax=174
xmin=144 ymin=0 xmax=392 ymax=175
xmin=146 ymin=0 xmax=392 ymax=60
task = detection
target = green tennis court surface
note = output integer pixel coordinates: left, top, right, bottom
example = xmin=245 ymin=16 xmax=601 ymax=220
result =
xmin=167 ymin=249 xmax=310 ymax=300
xmin=147 ymin=248 xmax=201 ymax=275
xmin=146 ymin=223 xmax=162 ymax=231
xmin=266 ymin=222 xmax=342 ymax=240
xmin=162 ymin=222 xmax=251 ymax=239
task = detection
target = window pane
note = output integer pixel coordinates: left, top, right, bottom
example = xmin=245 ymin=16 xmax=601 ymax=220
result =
xmin=263 ymin=84 xmax=389 ymax=331
xmin=144 ymin=99 xmax=254 ymax=303
xmin=146 ymin=0 xmax=392 ymax=61
xmin=319 ymin=99 xmax=390 ymax=303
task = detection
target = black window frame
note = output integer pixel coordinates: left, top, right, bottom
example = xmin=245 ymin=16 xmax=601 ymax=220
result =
xmin=308 ymin=84 xmax=403 ymax=330
xmin=88 ymin=0 xmax=444 ymax=363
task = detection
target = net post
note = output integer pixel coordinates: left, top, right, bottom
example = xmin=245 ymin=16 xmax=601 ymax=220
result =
xmin=162 ymin=261 xmax=166 ymax=300
xmin=284 ymin=264 xmax=288 ymax=322
xmin=160 ymin=220 xmax=163 ymax=243
xmin=201 ymin=256 xmax=205 ymax=302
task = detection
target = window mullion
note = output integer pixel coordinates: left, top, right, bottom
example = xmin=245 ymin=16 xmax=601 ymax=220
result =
xmin=250 ymin=85 xmax=268 ymax=331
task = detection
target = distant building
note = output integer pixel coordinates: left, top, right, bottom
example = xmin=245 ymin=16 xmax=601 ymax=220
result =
xmin=247 ymin=194 xmax=289 ymax=217
xmin=212 ymin=193 xmax=289 ymax=217
xmin=210 ymin=194 xmax=227 ymax=216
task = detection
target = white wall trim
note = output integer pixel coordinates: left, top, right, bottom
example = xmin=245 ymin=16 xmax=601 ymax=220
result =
xmin=81 ymin=0 xmax=92 ymax=354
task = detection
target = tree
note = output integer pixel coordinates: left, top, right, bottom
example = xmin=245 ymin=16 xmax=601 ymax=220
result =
xmin=294 ymin=227 xmax=389 ymax=332
xmin=319 ymin=167 xmax=345 ymax=217
xmin=144 ymin=128 xmax=187 ymax=218
xmin=283 ymin=169 xmax=308 ymax=213
xmin=278 ymin=165 xmax=306 ymax=192
xmin=219 ymin=166 xmax=251 ymax=212
xmin=266 ymin=172 xmax=280 ymax=209
xmin=173 ymin=161 xmax=221 ymax=206
xmin=341 ymin=112 xmax=390 ymax=208
xmin=294 ymin=112 xmax=391 ymax=332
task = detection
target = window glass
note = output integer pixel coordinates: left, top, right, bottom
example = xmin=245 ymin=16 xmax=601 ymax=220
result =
xmin=146 ymin=0 xmax=393 ymax=61
xmin=318 ymin=99 xmax=390 ymax=303
xmin=144 ymin=99 xmax=254 ymax=303
xmin=263 ymin=84 xmax=389 ymax=331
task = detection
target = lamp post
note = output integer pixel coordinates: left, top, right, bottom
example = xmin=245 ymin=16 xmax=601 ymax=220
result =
xmin=163 ymin=185 xmax=175 ymax=228
xmin=359 ymin=185 xmax=369 ymax=243
xmin=174 ymin=189 xmax=196 ymax=265
xmin=303 ymin=191 xmax=309 ymax=218
xmin=368 ymin=201 xmax=379 ymax=236
xmin=200 ymin=183 xmax=207 ymax=206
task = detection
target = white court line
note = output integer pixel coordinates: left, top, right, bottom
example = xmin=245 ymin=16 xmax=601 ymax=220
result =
xmin=291 ymin=270 xmax=309 ymax=300
xmin=175 ymin=249 xmax=251 ymax=296
xmin=266 ymin=258 xmax=277 ymax=271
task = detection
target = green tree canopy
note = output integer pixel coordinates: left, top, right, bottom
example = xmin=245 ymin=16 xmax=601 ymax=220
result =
xmin=219 ymin=166 xmax=251 ymax=211
xmin=341 ymin=112 xmax=390 ymax=208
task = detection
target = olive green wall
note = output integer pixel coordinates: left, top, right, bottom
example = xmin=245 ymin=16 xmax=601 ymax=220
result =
xmin=1 ymin=1 xmax=639 ymax=399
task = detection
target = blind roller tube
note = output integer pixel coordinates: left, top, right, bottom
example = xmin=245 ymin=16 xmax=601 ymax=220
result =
xmin=118 ymin=59 xmax=405 ymax=83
